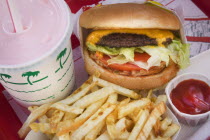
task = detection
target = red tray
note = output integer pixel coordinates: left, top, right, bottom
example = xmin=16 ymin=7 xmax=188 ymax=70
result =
xmin=192 ymin=0 xmax=210 ymax=18
xmin=0 ymin=84 xmax=22 ymax=140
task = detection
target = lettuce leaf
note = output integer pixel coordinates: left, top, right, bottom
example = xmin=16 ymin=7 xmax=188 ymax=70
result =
xmin=107 ymin=55 xmax=129 ymax=64
xmin=168 ymin=40 xmax=190 ymax=69
xmin=87 ymin=42 xmax=119 ymax=55
xmin=141 ymin=46 xmax=171 ymax=66
xmin=86 ymin=40 xmax=190 ymax=69
xmin=119 ymin=48 xmax=135 ymax=61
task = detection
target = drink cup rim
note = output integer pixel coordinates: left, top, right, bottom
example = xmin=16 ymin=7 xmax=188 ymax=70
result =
xmin=0 ymin=0 xmax=72 ymax=69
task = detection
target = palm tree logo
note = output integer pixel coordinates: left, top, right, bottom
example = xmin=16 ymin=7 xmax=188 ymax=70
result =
xmin=57 ymin=48 xmax=67 ymax=69
xmin=22 ymin=71 xmax=40 ymax=85
xmin=0 ymin=73 xmax=12 ymax=83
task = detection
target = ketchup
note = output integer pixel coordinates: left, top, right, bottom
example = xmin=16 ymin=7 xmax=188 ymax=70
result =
xmin=170 ymin=79 xmax=210 ymax=115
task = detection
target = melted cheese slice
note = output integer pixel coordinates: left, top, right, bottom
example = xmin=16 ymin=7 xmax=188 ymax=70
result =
xmin=87 ymin=29 xmax=174 ymax=47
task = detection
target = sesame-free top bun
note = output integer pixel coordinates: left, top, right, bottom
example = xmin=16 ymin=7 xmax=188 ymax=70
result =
xmin=79 ymin=3 xmax=180 ymax=30
xmin=83 ymin=49 xmax=179 ymax=90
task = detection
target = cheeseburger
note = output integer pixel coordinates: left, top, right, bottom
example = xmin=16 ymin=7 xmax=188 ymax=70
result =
xmin=79 ymin=3 xmax=190 ymax=89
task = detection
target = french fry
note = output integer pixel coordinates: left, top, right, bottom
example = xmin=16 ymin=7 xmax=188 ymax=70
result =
xmin=102 ymin=114 xmax=132 ymax=140
xmin=160 ymin=117 xmax=172 ymax=131
xmin=73 ymin=87 xmax=115 ymax=108
xmin=57 ymin=98 xmax=106 ymax=136
xmin=85 ymin=120 xmax=106 ymax=140
xmin=28 ymin=105 xmax=49 ymax=123
xmin=125 ymin=118 xmax=134 ymax=132
xmin=74 ymin=98 xmax=106 ymax=123
xmin=118 ymin=131 xmax=130 ymax=140
xmin=106 ymin=95 xmax=128 ymax=139
xmin=152 ymin=137 xmax=171 ymax=140
xmin=154 ymin=119 xmax=161 ymax=137
xmin=107 ymin=93 xmax=118 ymax=104
xmin=128 ymin=109 xmax=149 ymax=140
xmin=119 ymin=98 xmax=130 ymax=106
xmin=63 ymin=112 xmax=77 ymax=121
xmin=49 ymin=110 xmax=65 ymax=131
xmin=51 ymin=103 xmax=84 ymax=115
xmin=96 ymin=131 xmax=110 ymax=140
xmin=106 ymin=109 xmax=118 ymax=139
xmin=148 ymin=129 xmax=156 ymax=140
xmin=127 ymin=109 xmax=141 ymax=122
xmin=162 ymin=123 xmax=180 ymax=138
xmin=31 ymin=108 xmax=52 ymax=139
xmin=155 ymin=95 xmax=167 ymax=105
xmin=71 ymin=104 xmax=116 ymax=140
xmin=18 ymin=103 xmax=52 ymax=139
xmin=46 ymin=109 xmax=56 ymax=118
xmin=137 ymin=102 xmax=166 ymax=140
xmin=93 ymin=76 xmax=140 ymax=99
xmin=30 ymin=123 xmax=55 ymax=134
xmin=38 ymin=115 xmax=49 ymax=123
xmin=59 ymin=82 xmax=96 ymax=105
xmin=90 ymin=85 xmax=100 ymax=92
xmin=56 ymin=120 xmax=74 ymax=135
xmin=147 ymin=89 xmax=153 ymax=99
xmin=118 ymin=98 xmax=151 ymax=119
xmin=58 ymin=133 xmax=70 ymax=140
xmin=115 ymin=117 xmax=129 ymax=139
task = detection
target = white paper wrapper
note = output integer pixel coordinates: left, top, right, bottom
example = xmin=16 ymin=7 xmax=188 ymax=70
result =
xmin=165 ymin=73 xmax=210 ymax=126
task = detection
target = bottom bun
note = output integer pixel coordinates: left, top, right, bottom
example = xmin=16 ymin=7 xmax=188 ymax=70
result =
xmin=83 ymin=49 xmax=179 ymax=90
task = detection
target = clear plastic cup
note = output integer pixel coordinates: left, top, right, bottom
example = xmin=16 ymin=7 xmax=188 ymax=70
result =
xmin=165 ymin=73 xmax=210 ymax=126
xmin=0 ymin=0 xmax=75 ymax=107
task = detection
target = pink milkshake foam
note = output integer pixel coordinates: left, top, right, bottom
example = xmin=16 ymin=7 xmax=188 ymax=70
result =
xmin=0 ymin=0 xmax=70 ymax=66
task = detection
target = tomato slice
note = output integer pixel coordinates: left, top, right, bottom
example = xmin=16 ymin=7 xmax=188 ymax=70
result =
xmin=96 ymin=52 xmax=150 ymax=71
xmin=134 ymin=52 xmax=151 ymax=62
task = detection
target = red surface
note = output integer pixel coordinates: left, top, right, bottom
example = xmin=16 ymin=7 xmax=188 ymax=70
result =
xmin=0 ymin=85 xmax=22 ymax=140
xmin=170 ymin=79 xmax=210 ymax=115
xmin=65 ymin=0 xmax=101 ymax=13
xmin=185 ymin=18 xmax=210 ymax=21
xmin=192 ymin=0 xmax=210 ymax=18
xmin=186 ymin=36 xmax=210 ymax=43
xmin=71 ymin=34 xmax=80 ymax=49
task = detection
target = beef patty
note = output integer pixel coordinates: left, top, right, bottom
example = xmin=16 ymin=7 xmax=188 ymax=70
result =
xmin=96 ymin=33 xmax=157 ymax=48
xmin=96 ymin=33 xmax=172 ymax=48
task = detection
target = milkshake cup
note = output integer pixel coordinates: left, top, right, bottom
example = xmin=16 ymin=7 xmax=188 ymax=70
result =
xmin=0 ymin=0 xmax=75 ymax=107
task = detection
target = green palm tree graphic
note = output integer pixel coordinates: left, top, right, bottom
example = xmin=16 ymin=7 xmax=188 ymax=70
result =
xmin=0 ymin=73 xmax=12 ymax=83
xmin=57 ymin=48 xmax=67 ymax=69
xmin=22 ymin=71 xmax=40 ymax=85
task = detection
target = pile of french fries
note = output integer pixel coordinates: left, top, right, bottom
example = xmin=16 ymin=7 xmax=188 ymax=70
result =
xmin=18 ymin=76 xmax=180 ymax=140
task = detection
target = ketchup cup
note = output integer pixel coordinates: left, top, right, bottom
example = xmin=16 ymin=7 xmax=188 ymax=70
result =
xmin=165 ymin=73 xmax=210 ymax=126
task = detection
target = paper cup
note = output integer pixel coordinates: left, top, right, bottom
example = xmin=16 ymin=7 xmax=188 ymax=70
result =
xmin=165 ymin=73 xmax=210 ymax=126
xmin=0 ymin=1 xmax=75 ymax=107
